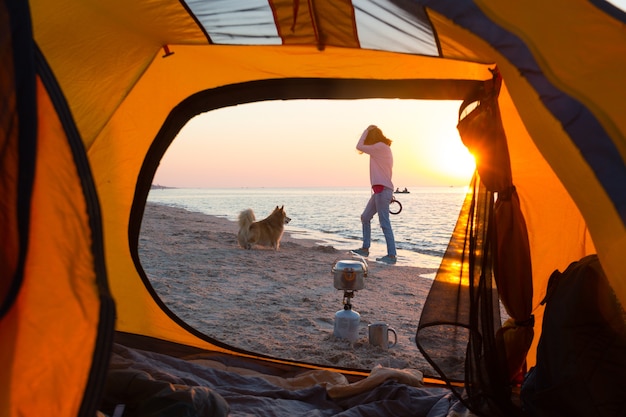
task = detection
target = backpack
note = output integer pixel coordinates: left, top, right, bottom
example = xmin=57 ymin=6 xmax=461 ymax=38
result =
xmin=521 ymin=255 xmax=626 ymax=417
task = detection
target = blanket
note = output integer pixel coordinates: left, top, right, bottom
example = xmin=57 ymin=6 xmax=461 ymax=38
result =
xmin=100 ymin=343 xmax=475 ymax=417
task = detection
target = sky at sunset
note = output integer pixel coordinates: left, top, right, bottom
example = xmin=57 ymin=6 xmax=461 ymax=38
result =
xmin=153 ymin=99 xmax=477 ymax=189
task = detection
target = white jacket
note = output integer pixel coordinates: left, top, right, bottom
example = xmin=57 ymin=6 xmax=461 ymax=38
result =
xmin=356 ymin=127 xmax=394 ymax=190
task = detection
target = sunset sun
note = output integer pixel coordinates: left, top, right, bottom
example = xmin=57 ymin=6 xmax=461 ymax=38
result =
xmin=437 ymin=144 xmax=476 ymax=180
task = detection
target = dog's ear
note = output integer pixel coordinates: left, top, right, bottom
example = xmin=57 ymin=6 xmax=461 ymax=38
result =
xmin=280 ymin=205 xmax=284 ymax=211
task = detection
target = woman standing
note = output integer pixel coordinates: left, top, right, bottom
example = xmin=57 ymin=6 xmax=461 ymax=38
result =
xmin=351 ymin=125 xmax=397 ymax=264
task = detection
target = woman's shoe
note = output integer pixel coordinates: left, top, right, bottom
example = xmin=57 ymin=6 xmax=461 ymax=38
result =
xmin=376 ymin=255 xmax=397 ymax=264
xmin=351 ymin=248 xmax=369 ymax=257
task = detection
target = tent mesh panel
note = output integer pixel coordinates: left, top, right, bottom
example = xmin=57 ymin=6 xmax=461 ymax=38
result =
xmin=416 ymin=174 xmax=523 ymax=417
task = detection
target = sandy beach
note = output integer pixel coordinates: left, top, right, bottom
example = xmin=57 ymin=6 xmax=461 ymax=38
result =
xmin=139 ymin=202 xmax=442 ymax=375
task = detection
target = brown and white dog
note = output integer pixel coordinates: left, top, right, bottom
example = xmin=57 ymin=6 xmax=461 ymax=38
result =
xmin=237 ymin=205 xmax=291 ymax=250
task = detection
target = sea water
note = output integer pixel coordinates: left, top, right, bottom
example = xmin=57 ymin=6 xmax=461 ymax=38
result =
xmin=146 ymin=186 xmax=468 ymax=270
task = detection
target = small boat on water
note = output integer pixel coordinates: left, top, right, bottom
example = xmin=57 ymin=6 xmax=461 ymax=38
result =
xmin=394 ymin=187 xmax=410 ymax=194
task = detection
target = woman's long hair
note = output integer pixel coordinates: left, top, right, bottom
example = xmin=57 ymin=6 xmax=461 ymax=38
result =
xmin=364 ymin=127 xmax=392 ymax=146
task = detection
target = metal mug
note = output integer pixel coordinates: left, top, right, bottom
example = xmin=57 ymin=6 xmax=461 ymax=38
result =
xmin=368 ymin=322 xmax=397 ymax=349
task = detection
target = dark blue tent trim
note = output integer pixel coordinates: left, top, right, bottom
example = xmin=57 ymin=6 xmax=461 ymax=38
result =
xmin=590 ymin=0 xmax=626 ymax=23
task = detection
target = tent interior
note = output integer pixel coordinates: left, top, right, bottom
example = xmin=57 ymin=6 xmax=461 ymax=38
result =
xmin=2 ymin=0 xmax=626 ymax=416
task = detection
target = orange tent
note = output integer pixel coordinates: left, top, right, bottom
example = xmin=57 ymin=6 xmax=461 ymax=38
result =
xmin=2 ymin=0 xmax=625 ymax=415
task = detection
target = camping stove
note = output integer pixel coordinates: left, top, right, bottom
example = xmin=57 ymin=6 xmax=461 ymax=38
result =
xmin=331 ymin=260 xmax=368 ymax=342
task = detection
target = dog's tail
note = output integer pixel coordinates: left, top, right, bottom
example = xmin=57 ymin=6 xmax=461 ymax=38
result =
xmin=237 ymin=209 xmax=255 ymax=248
xmin=238 ymin=209 xmax=255 ymax=230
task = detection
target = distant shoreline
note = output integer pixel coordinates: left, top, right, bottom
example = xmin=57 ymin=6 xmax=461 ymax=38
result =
xmin=150 ymin=184 xmax=176 ymax=190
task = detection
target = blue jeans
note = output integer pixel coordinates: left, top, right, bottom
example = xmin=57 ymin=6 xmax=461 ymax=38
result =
xmin=360 ymin=187 xmax=397 ymax=256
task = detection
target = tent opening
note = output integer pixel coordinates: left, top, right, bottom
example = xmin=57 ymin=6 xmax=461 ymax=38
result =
xmin=135 ymin=98 xmax=490 ymax=377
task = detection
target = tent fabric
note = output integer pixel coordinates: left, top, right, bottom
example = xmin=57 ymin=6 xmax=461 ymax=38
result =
xmin=1 ymin=19 xmax=115 ymax=417
xmin=0 ymin=0 xmax=34 ymax=318
xmin=456 ymin=71 xmax=533 ymax=382
xmin=0 ymin=2 xmax=39 ymax=411
xmin=2 ymin=0 xmax=626 ymax=415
